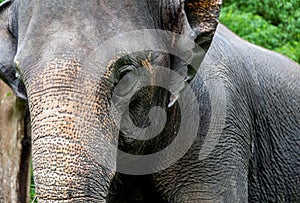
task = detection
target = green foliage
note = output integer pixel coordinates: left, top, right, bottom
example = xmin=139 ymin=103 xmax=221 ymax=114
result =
xmin=223 ymin=0 xmax=300 ymax=26
xmin=30 ymin=167 xmax=37 ymax=202
xmin=275 ymin=41 xmax=300 ymax=62
xmin=220 ymin=7 xmax=282 ymax=49
xmin=220 ymin=1 xmax=300 ymax=63
xmin=0 ymin=0 xmax=4 ymax=3
xmin=5 ymin=91 xmax=12 ymax=97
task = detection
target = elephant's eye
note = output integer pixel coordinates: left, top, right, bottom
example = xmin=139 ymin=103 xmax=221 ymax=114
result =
xmin=118 ymin=65 xmax=136 ymax=81
xmin=114 ymin=65 xmax=139 ymax=97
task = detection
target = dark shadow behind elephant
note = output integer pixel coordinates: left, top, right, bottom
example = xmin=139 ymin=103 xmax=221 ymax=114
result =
xmin=0 ymin=0 xmax=299 ymax=202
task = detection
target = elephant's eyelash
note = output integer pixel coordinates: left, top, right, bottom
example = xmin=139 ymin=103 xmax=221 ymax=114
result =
xmin=111 ymin=51 xmax=164 ymax=86
xmin=6 ymin=23 xmax=15 ymax=38
xmin=112 ymin=55 xmax=136 ymax=70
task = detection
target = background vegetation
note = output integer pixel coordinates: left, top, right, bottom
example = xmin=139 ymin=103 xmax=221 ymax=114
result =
xmin=220 ymin=0 xmax=300 ymax=63
xmin=0 ymin=0 xmax=298 ymax=201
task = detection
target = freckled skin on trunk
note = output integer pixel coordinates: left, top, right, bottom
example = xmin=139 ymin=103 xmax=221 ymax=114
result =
xmin=26 ymin=58 xmax=118 ymax=202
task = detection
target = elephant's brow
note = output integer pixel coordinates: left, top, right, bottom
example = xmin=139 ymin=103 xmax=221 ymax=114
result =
xmin=111 ymin=51 xmax=155 ymax=68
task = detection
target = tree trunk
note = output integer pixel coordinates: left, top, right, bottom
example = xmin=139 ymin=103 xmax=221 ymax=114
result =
xmin=0 ymin=80 xmax=31 ymax=203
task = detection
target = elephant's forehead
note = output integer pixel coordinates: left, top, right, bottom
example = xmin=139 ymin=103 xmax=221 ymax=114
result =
xmin=18 ymin=0 xmax=158 ymax=32
xmin=15 ymin=0 xmax=167 ymax=70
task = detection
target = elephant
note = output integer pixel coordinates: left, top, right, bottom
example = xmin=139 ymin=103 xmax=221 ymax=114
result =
xmin=0 ymin=0 xmax=299 ymax=202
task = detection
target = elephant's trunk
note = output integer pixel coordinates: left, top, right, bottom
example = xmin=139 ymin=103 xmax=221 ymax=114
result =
xmin=25 ymin=58 xmax=117 ymax=202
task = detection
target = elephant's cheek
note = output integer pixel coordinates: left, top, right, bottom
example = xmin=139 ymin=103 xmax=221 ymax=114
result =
xmin=25 ymin=59 xmax=118 ymax=201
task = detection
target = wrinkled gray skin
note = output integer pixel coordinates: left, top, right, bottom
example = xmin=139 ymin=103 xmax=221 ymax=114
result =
xmin=1 ymin=0 xmax=300 ymax=202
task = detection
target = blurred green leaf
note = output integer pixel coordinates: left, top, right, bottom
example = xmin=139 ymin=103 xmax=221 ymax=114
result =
xmin=6 ymin=92 xmax=12 ymax=97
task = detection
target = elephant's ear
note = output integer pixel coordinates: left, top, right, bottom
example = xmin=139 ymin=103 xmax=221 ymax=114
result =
xmin=166 ymin=0 xmax=222 ymax=107
xmin=182 ymin=0 xmax=222 ymax=81
xmin=0 ymin=0 xmax=26 ymax=100
xmin=185 ymin=0 xmax=222 ymax=52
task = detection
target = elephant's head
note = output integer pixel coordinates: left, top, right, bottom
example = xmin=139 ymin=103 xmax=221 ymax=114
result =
xmin=0 ymin=0 xmax=221 ymax=201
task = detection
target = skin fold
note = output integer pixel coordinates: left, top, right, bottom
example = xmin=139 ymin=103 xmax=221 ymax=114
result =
xmin=0 ymin=0 xmax=299 ymax=202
